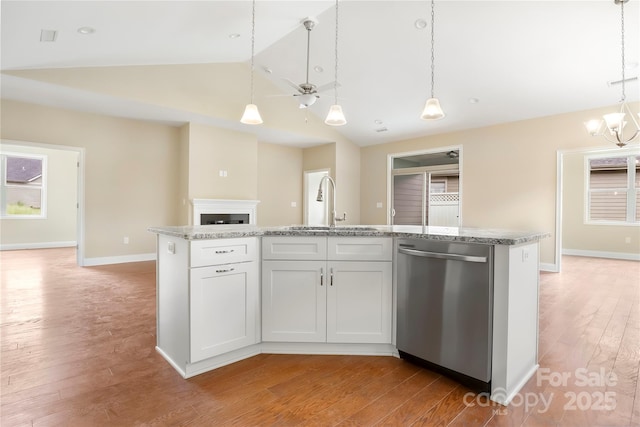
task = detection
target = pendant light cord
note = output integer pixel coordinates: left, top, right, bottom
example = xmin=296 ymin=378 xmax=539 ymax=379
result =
xmin=620 ymin=0 xmax=626 ymax=102
xmin=430 ymin=0 xmax=436 ymax=99
xmin=333 ymin=0 xmax=340 ymax=104
xmin=249 ymin=0 xmax=256 ymax=104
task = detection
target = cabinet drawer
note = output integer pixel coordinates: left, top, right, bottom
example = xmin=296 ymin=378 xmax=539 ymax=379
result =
xmin=190 ymin=237 xmax=256 ymax=267
xmin=262 ymin=236 xmax=327 ymax=260
xmin=328 ymin=237 xmax=392 ymax=261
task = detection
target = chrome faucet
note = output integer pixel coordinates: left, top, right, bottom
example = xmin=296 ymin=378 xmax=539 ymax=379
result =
xmin=316 ymin=175 xmax=346 ymax=227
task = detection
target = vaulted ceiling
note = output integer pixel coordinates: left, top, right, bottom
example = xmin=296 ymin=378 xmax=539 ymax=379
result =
xmin=2 ymin=1 xmax=639 ymax=147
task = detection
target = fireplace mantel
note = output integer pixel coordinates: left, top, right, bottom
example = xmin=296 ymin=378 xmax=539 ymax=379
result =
xmin=192 ymin=199 xmax=260 ymax=226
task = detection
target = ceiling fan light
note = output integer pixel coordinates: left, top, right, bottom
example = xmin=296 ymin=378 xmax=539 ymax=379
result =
xmin=325 ymin=104 xmax=347 ymax=126
xmin=240 ymin=103 xmax=263 ymax=125
xmin=298 ymin=94 xmax=317 ymax=108
xmin=421 ymin=98 xmax=445 ymax=121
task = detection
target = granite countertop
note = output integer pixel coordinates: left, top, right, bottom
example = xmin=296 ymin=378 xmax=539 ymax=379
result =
xmin=148 ymin=224 xmax=549 ymax=246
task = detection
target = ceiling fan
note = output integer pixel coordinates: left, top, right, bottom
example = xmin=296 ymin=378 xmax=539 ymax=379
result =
xmin=283 ymin=18 xmax=337 ymax=109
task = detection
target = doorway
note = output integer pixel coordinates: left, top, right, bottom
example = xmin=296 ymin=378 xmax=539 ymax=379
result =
xmin=0 ymin=139 xmax=85 ymax=266
xmin=304 ymin=169 xmax=329 ymax=226
xmin=388 ymin=147 xmax=462 ymax=226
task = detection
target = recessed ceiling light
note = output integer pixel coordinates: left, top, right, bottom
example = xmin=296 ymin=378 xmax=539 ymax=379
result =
xmin=228 ymin=33 xmax=241 ymax=39
xmin=314 ymin=65 xmax=323 ymax=73
xmin=415 ymin=19 xmax=427 ymax=30
xmin=77 ymin=27 xmax=95 ymax=35
xmin=40 ymin=29 xmax=57 ymax=42
xmin=468 ymin=98 xmax=480 ymax=104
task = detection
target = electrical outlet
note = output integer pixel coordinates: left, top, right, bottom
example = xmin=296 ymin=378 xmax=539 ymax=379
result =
xmin=291 ymin=201 xmax=297 ymax=207
xmin=376 ymin=202 xmax=383 ymax=208
xmin=123 ymin=236 xmax=129 ymax=245
xmin=522 ymin=248 xmax=529 ymax=262
xmin=167 ymin=241 xmax=175 ymax=254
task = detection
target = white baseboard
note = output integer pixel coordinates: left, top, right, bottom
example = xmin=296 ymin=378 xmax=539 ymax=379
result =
xmin=562 ymin=248 xmax=640 ymax=261
xmin=539 ymin=263 xmax=558 ymax=273
xmin=0 ymin=241 xmax=77 ymax=251
xmin=83 ymin=252 xmax=156 ymax=266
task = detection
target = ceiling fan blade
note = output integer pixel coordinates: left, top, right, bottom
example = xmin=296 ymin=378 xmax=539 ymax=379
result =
xmin=282 ymin=78 xmax=304 ymax=94
xmin=315 ymin=81 xmax=341 ymax=93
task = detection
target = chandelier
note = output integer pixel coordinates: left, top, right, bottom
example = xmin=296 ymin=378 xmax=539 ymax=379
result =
xmin=584 ymin=0 xmax=639 ymax=147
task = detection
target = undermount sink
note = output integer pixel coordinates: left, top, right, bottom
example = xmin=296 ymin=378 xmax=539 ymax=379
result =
xmin=287 ymin=225 xmax=378 ymax=232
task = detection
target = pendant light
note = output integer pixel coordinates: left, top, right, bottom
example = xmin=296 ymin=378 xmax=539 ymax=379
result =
xmin=240 ymin=0 xmax=263 ymax=125
xmin=324 ymin=0 xmax=347 ymax=126
xmin=584 ymin=0 xmax=639 ymax=147
xmin=421 ymin=0 xmax=445 ymax=121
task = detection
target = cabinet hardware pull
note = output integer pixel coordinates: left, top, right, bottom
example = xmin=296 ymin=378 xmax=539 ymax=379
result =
xmin=215 ymin=249 xmax=235 ymax=254
xmin=215 ymin=268 xmax=235 ymax=273
xmin=320 ymin=268 xmax=324 ymax=286
xmin=330 ymin=268 xmax=334 ymax=286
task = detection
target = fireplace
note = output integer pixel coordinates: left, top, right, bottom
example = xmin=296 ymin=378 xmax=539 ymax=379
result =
xmin=191 ymin=199 xmax=259 ymax=226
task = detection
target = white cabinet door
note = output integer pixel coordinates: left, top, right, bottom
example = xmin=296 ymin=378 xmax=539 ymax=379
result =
xmin=262 ymin=260 xmax=326 ymax=342
xmin=326 ymin=261 xmax=392 ymax=344
xmin=190 ymin=262 xmax=258 ymax=363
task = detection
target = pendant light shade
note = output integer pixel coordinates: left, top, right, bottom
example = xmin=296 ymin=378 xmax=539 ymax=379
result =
xmin=583 ymin=0 xmax=639 ymax=147
xmin=421 ymin=97 xmax=445 ymax=120
xmin=324 ymin=0 xmax=347 ymax=127
xmin=240 ymin=103 xmax=263 ymax=125
xmin=421 ymin=0 xmax=445 ymax=121
xmin=240 ymin=0 xmax=262 ymax=125
xmin=325 ymin=104 xmax=347 ymax=126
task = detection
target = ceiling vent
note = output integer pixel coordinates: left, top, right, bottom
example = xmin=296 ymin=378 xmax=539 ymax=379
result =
xmin=40 ymin=29 xmax=57 ymax=42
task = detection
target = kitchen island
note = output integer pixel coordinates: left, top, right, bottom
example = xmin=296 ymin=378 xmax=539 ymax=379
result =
xmin=149 ymin=224 xmax=548 ymax=405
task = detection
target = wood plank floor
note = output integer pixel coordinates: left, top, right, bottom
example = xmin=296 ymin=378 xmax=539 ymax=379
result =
xmin=1 ymin=248 xmax=638 ymax=426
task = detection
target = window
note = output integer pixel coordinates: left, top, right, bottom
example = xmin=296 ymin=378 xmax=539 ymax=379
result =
xmin=586 ymin=153 xmax=639 ymax=224
xmin=1 ymin=153 xmax=47 ymax=218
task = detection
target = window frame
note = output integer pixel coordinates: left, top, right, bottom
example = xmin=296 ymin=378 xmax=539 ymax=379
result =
xmin=584 ymin=150 xmax=638 ymax=226
xmin=1 ymin=151 xmax=48 ymax=219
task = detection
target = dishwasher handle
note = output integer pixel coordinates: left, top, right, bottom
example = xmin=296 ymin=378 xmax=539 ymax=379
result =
xmin=398 ymin=247 xmax=487 ymax=263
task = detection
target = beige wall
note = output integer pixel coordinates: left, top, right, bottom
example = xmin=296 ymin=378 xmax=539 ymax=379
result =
xmin=303 ymin=143 xmax=336 ymax=174
xmin=360 ymin=104 xmax=640 ymax=267
xmin=563 ymin=148 xmax=640 ymax=256
xmin=335 ymin=139 xmax=361 ymax=225
xmin=0 ymin=99 xmax=181 ymax=259
xmin=177 ymin=124 xmax=190 ymax=224
xmin=6 ymin=64 xmax=353 ymax=147
xmin=187 ymin=122 xmax=258 ymax=201
xmin=257 ymin=142 xmax=304 ymax=226
xmin=0 ymin=143 xmax=78 ymax=247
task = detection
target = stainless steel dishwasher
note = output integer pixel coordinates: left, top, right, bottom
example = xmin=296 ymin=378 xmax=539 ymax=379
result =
xmin=396 ymin=238 xmax=493 ymax=392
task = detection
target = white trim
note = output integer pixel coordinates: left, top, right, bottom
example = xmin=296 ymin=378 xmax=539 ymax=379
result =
xmin=562 ymin=248 xmax=640 ymax=261
xmin=0 ymin=241 xmax=77 ymax=251
xmin=539 ymin=262 xmax=558 ymax=273
xmin=83 ymin=252 xmax=156 ymax=266
xmin=192 ymin=199 xmax=259 ymax=226
xmin=555 ymin=150 xmax=564 ymax=273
